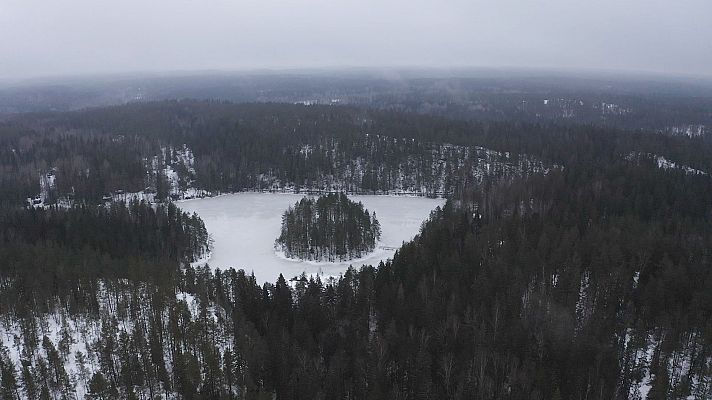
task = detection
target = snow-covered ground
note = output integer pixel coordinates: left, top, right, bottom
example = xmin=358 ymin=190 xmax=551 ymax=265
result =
xmin=178 ymin=193 xmax=444 ymax=283
xmin=655 ymin=155 xmax=707 ymax=176
xmin=667 ymin=124 xmax=705 ymax=138
xmin=625 ymin=151 xmax=708 ymax=176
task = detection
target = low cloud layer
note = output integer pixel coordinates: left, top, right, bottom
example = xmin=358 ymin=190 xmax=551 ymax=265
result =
xmin=1 ymin=0 xmax=710 ymax=80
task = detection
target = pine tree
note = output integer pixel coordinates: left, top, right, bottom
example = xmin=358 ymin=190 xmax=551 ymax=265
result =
xmin=0 ymin=357 xmax=20 ymax=399
xmin=19 ymin=360 xmax=37 ymax=400
xmin=87 ymin=372 xmax=116 ymax=400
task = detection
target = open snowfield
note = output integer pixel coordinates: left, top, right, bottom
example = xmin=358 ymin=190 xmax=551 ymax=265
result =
xmin=178 ymin=193 xmax=444 ymax=283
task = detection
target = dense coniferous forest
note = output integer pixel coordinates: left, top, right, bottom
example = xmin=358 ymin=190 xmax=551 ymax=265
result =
xmin=2 ymin=72 xmax=711 ymax=132
xmin=0 ymin=99 xmax=710 ymax=399
xmin=276 ymin=193 xmax=381 ymax=261
xmin=3 ymin=100 xmax=712 ymax=209
xmin=0 ymin=101 xmax=571 ymax=206
xmin=0 ymin=201 xmax=209 ymax=312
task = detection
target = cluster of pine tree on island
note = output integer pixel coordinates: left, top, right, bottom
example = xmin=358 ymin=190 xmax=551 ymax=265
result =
xmin=275 ymin=193 xmax=381 ymax=262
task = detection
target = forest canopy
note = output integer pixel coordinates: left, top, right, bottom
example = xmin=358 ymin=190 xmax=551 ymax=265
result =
xmin=0 ymin=101 xmax=710 ymax=398
xmin=275 ymin=193 xmax=381 ymax=262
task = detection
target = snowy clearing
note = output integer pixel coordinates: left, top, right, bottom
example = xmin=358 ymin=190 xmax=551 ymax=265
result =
xmin=178 ymin=193 xmax=444 ymax=283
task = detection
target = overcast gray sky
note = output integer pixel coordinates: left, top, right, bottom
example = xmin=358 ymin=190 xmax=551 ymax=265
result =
xmin=1 ymin=0 xmax=710 ymax=80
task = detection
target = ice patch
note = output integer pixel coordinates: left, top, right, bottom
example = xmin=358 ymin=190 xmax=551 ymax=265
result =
xmin=178 ymin=193 xmax=444 ymax=283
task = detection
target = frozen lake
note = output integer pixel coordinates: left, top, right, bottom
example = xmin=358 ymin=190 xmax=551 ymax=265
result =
xmin=178 ymin=193 xmax=445 ymax=283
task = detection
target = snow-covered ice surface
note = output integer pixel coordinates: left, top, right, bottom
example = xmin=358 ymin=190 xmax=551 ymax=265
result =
xmin=178 ymin=193 xmax=444 ymax=283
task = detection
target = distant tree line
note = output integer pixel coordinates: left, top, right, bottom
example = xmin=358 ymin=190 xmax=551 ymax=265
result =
xmin=0 ymin=101 xmax=577 ymax=206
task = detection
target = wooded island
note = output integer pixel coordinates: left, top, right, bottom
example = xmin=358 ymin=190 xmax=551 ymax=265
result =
xmin=275 ymin=193 xmax=381 ymax=261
